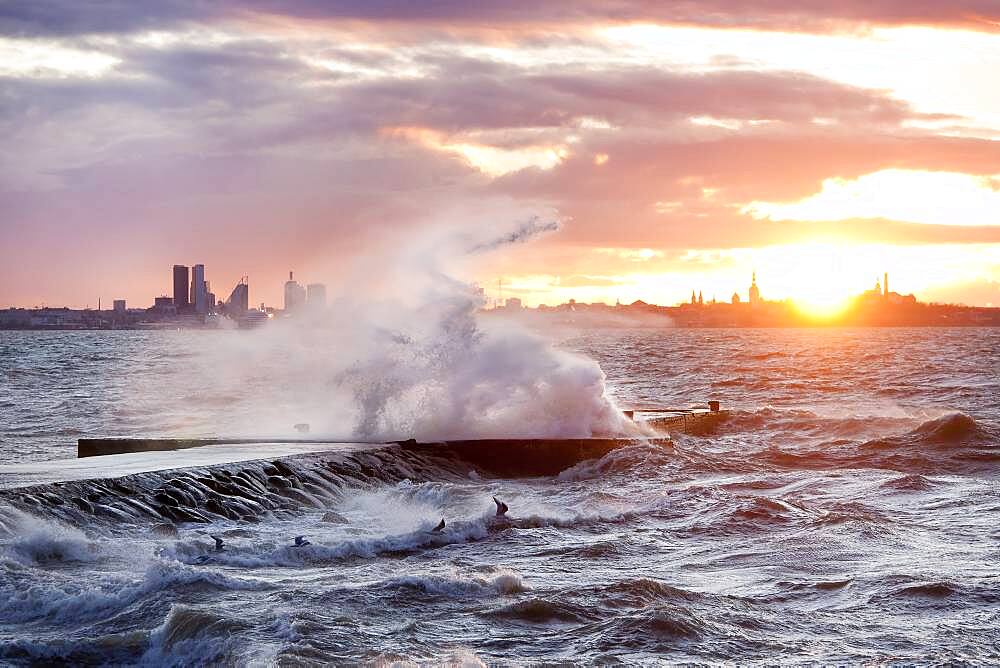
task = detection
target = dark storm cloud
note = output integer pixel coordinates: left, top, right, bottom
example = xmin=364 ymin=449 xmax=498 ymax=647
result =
xmin=0 ymin=0 xmax=211 ymax=37
xmin=3 ymin=0 xmax=999 ymax=37
xmin=259 ymin=0 xmax=1000 ymax=32
xmin=2 ymin=41 xmax=941 ymax=166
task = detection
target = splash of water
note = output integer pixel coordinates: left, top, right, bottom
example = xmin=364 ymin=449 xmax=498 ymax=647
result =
xmin=167 ymin=215 xmax=643 ymax=442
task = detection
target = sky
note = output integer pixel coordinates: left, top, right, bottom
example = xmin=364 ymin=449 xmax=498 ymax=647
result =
xmin=2 ymin=1 xmax=1000 ymax=309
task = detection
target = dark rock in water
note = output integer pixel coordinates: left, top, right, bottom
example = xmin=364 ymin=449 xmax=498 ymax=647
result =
xmin=232 ymin=472 xmax=266 ymax=493
xmin=161 ymin=485 xmax=194 ymax=507
xmin=321 ymin=511 xmax=350 ymax=524
xmin=154 ymin=491 xmax=180 ymax=507
xmin=160 ymin=505 xmax=210 ymax=524
xmin=271 ymin=460 xmax=299 ymax=480
xmin=302 ymin=482 xmax=334 ymax=500
xmin=205 ymin=498 xmax=238 ymax=519
xmin=166 ymin=479 xmax=203 ymax=504
xmin=267 ymin=475 xmax=292 ymax=489
xmin=39 ymin=492 xmax=65 ymax=506
xmin=94 ymin=503 xmax=134 ymax=523
xmin=279 ymin=488 xmax=321 ymax=507
xmin=118 ymin=495 xmax=160 ymax=518
xmin=70 ymin=497 xmax=93 ymax=513
xmin=151 ymin=522 xmax=179 ymax=538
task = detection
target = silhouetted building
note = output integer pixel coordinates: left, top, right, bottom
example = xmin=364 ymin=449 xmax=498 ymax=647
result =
xmin=173 ymin=265 xmax=190 ymax=312
xmin=227 ymin=277 xmax=249 ymax=315
xmin=113 ymin=299 xmax=126 ymax=314
xmin=749 ymin=272 xmax=761 ymax=307
xmin=191 ymin=264 xmax=208 ymax=314
xmin=306 ymin=283 xmax=327 ymax=309
xmin=284 ymin=271 xmax=306 ymax=312
xmin=150 ymin=296 xmax=176 ymax=316
xmin=731 ymin=293 xmax=741 ymax=305
xmin=205 ymin=280 xmax=216 ymax=311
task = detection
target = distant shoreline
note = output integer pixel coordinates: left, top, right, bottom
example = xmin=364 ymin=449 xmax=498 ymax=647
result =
xmin=2 ymin=323 xmax=999 ymax=331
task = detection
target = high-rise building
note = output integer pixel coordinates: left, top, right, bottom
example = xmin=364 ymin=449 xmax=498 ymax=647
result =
xmin=227 ymin=277 xmax=249 ymax=315
xmin=173 ymin=265 xmax=190 ymax=311
xmin=113 ymin=299 xmax=126 ymax=314
xmin=284 ymin=271 xmax=306 ymax=312
xmin=306 ymin=283 xmax=327 ymax=309
xmin=191 ymin=264 xmax=208 ymax=314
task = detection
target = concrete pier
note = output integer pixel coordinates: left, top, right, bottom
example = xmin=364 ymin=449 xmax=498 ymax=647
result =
xmin=77 ymin=437 xmax=337 ymax=458
xmin=76 ymin=403 xmax=727 ymax=460
xmin=60 ymin=402 xmax=728 ymax=490
xmin=72 ymin=437 xmax=669 ymax=479
xmin=400 ymin=437 xmax=672 ymax=477
xmin=627 ymin=406 xmax=726 ymax=436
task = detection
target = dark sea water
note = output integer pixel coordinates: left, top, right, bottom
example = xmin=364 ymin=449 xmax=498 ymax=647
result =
xmin=1 ymin=327 xmax=999 ymax=665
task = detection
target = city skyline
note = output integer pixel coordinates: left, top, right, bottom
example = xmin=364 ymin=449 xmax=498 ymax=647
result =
xmin=5 ymin=262 xmax=998 ymax=330
xmin=0 ymin=260 xmax=984 ymax=314
xmin=2 ymin=244 xmax=999 ymax=311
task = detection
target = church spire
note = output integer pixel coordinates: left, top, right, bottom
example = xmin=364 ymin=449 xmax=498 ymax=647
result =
xmin=749 ymin=271 xmax=761 ymax=307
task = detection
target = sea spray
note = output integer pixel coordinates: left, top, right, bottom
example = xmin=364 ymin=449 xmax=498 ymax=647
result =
xmin=165 ymin=215 xmax=646 ymax=442
xmin=335 ymin=280 xmax=642 ymax=440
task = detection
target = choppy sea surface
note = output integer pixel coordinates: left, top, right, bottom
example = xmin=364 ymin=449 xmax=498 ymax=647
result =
xmin=1 ymin=327 xmax=999 ymax=665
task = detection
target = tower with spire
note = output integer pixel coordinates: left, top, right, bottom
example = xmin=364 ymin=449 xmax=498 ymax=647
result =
xmin=749 ymin=272 xmax=761 ymax=307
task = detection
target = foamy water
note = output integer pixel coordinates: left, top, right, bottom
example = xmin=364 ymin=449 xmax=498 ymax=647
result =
xmin=1 ymin=327 xmax=999 ymax=664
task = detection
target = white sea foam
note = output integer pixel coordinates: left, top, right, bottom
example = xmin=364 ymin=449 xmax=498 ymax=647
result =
xmin=0 ymin=507 xmax=101 ymax=566
xmin=382 ymin=567 xmax=529 ymax=597
xmin=0 ymin=556 xmax=271 ymax=624
xmin=134 ymin=215 xmax=644 ymax=443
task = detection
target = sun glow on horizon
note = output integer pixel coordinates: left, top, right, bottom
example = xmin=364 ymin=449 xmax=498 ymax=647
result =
xmin=476 ymin=242 xmax=1000 ymax=308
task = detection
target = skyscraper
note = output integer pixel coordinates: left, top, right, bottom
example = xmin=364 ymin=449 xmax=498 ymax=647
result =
xmin=173 ymin=265 xmax=190 ymax=312
xmin=227 ymin=277 xmax=249 ymax=315
xmin=284 ymin=271 xmax=306 ymax=312
xmin=306 ymin=283 xmax=327 ymax=309
xmin=191 ymin=264 xmax=208 ymax=314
